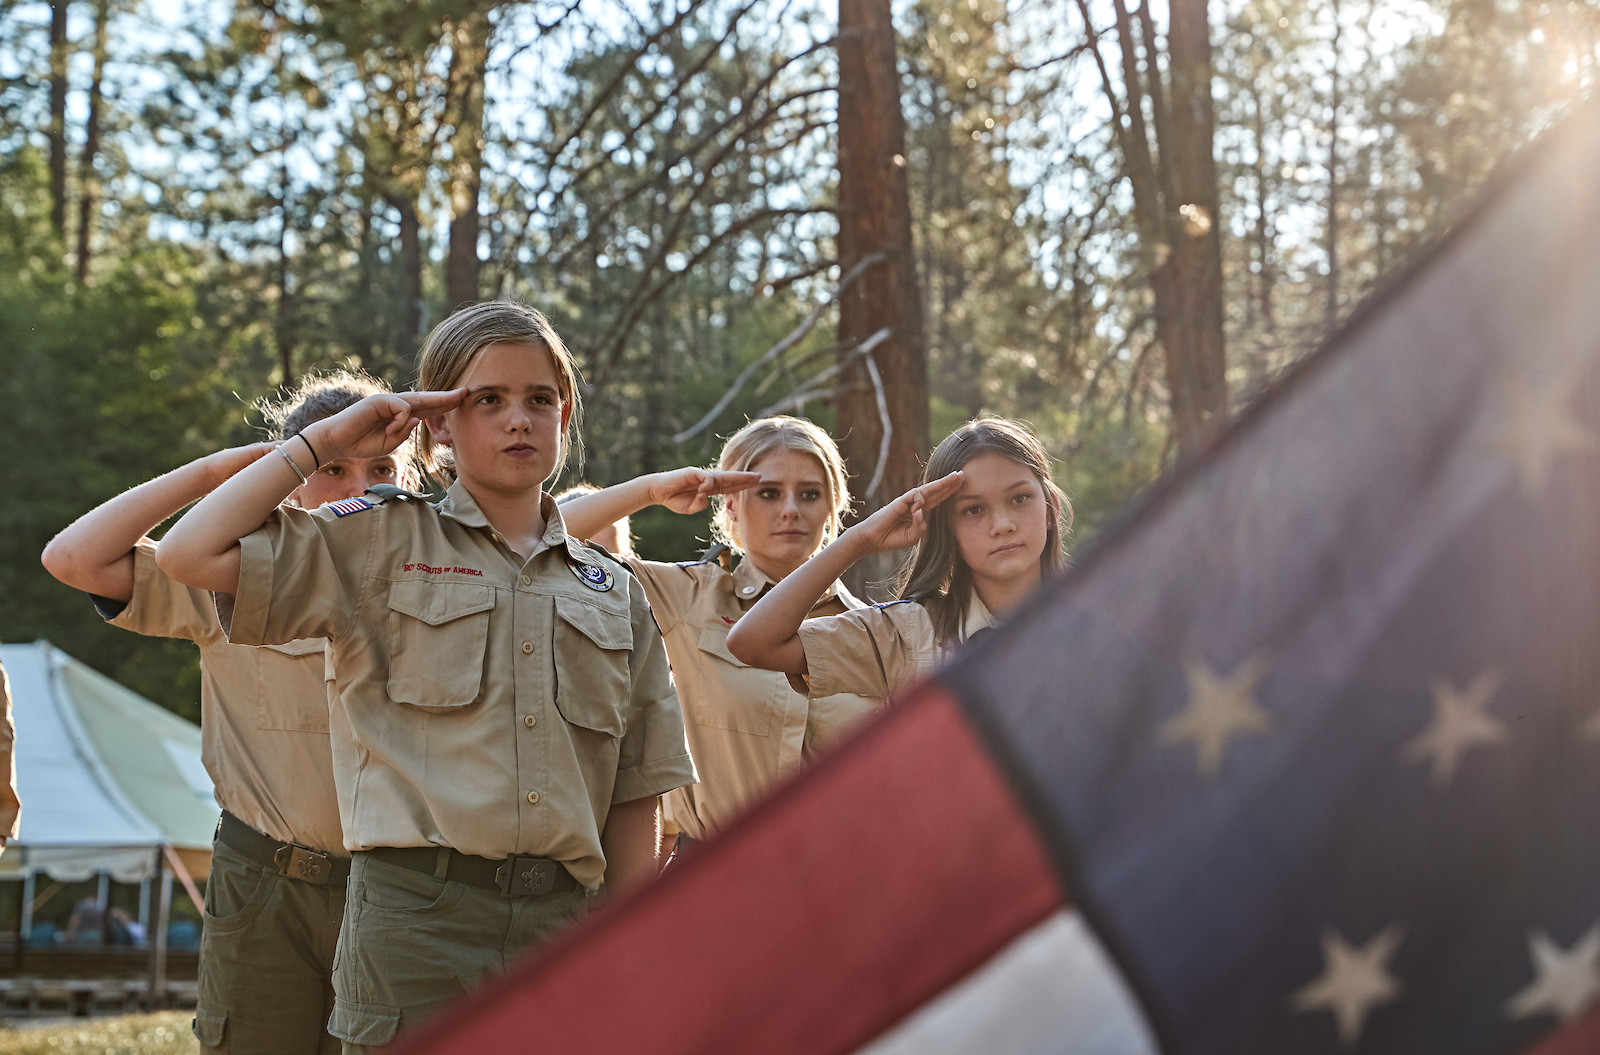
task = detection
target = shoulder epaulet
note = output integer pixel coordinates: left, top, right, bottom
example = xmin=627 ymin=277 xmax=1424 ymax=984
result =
xmin=364 ymin=484 xmax=426 ymax=504
xmin=674 ymin=559 xmax=710 ymax=568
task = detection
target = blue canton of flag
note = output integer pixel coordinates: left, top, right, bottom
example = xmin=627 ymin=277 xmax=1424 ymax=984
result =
xmin=943 ymin=102 xmax=1600 ymax=1054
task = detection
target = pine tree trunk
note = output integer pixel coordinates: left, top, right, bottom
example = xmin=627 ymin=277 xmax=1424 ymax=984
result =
xmin=1155 ymin=0 xmax=1227 ymax=454
xmin=75 ymin=0 xmax=109 ymax=284
xmin=48 ymin=1 xmax=69 ymax=237
xmin=445 ymin=10 xmax=490 ymax=311
xmin=386 ymin=192 xmax=425 ymax=375
xmin=835 ymin=0 xmax=928 ymax=503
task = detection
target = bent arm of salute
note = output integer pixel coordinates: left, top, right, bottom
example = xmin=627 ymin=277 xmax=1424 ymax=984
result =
xmin=726 ymin=471 xmax=965 ymax=676
xmin=558 ymin=467 xmax=761 ymax=543
xmin=157 ymin=389 xmax=466 ymax=594
xmin=42 ymin=442 xmax=277 ymax=602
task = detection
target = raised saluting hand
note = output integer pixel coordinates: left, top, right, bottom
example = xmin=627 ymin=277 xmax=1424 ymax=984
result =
xmin=300 ymin=390 xmax=469 ymax=463
xmin=646 ymin=468 xmax=763 ymax=515
xmin=844 ymin=471 xmax=964 ymax=556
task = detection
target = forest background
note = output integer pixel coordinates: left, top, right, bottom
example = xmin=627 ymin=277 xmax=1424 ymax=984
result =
xmin=0 ymin=0 xmax=1595 ymax=720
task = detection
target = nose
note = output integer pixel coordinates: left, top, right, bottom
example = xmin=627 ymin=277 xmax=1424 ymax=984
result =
xmin=993 ymin=508 xmax=1017 ymax=535
xmin=779 ymin=492 xmax=800 ymax=518
xmin=506 ymin=403 xmax=533 ymax=432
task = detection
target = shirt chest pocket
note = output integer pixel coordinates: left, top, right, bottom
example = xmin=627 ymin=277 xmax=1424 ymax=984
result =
xmin=552 ymin=595 xmax=632 ymax=738
xmin=256 ymin=639 xmax=331 ymax=733
xmin=386 ymin=580 xmax=497 ymax=708
xmin=692 ymin=626 xmax=779 ymax=736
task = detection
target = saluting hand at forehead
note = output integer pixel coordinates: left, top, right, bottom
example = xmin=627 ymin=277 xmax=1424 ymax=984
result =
xmin=647 ymin=467 xmax=763 ymax=515
xmin=850 ymin=471 xmax=965 ymax=555
xmin=302 ymin=390 xmax=469 ymax=463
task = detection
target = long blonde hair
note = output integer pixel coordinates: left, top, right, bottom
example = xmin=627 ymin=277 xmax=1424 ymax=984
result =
xmin=415 ymin=302 xmax=583 ymax=483
xmin=897 ymin=418 xmax=1071 ymax=642
xmin=711 ymin=416 xmax=852 ymax=555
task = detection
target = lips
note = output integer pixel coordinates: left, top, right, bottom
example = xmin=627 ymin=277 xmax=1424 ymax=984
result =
xmin=990 ymin=542 xmax=1025 ymax=556
xmin=504 ymin=444 xmax=536 ymax=454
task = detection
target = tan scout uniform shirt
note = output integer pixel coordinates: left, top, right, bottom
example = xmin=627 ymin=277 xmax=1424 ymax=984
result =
xmin=0 ymin=661 xmax=19 ymax=839
xmin=620 ymin=556 xmax=878 ymax=841
xmin=226 ymin=482 xmax=695 ymax=890
xmin=798 ymin=593 xmax=996 ymax=701
xmin=100 ymin=540 xmax=342 ymax=853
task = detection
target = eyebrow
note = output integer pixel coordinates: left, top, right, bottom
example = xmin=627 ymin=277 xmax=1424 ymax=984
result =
xmin=758 ymin=478 xmax=828 ymax=488
xmin=465 ymin=383 xmax=562 ymax=396
xmin=955 ymin=479 xmax=1034 ymax=501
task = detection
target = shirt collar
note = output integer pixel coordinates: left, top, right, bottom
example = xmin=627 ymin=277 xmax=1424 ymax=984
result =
xmin=958 ymin=592 xmax=997 ymax=644
xmin=438 ymin=480 xmax=570 ymax=555
xmin=731 ymin=556 xmax=842 ymax=605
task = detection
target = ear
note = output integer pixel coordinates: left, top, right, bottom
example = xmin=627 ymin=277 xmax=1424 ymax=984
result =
xmin=560 ymin=399 xmax=573 ymax=433
xmin=425 ymin=414 xmax=453 ymax=447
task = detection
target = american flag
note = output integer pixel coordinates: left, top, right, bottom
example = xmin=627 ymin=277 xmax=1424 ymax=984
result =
xmin=393 ymin=101 xmax=1600 ymax=1055
xmin=326 ymin=497 xmax=372 ymax=518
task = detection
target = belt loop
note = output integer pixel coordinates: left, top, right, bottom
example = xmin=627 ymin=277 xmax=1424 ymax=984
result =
xmin=432 ymin=847 xmax=450 ymax=881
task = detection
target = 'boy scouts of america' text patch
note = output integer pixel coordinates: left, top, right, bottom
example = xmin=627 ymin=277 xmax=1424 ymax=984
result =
xmin=327 ymin=497 xmax=373 ymax=517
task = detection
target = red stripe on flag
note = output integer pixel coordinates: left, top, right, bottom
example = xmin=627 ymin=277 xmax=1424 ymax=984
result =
xmin=392 ymin=682 xmax=1064 ymax=1055
xmin=1521 ymin=1006 xmax=1600 ymax=1055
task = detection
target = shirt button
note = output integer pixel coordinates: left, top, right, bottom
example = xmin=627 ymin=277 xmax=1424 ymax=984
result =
xmin=523 ymin=714 xmax=537 ymax=729
xmin=521 ymin=641 xmax=534 ymax=654
xmin=527 ymin=791 xmax=540 ymax=804
xmin=521 ymin=575 xmax=532 ymax=586
xmin=741 ymin=586 xmax=757 ymax=595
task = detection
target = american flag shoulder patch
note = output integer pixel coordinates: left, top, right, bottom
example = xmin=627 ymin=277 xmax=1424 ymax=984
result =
xmin=327 ymin=497 xmax=373 ymax=517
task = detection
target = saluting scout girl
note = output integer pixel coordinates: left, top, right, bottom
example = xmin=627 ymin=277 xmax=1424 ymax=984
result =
xmin=728 ymin=417 xmax=1070 ymax=698
xmin=42 ymin=371 xmax=408 ymax=1055
xmin=155 ymin=302 xmax=694 ymax=1053
xmin=558 ymin=416 xmax=879 ymax=852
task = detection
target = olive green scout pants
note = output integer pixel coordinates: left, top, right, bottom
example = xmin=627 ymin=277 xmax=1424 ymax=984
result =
xmin=329 ymin=851 xmax=591 ymax=1053
xmin=193 ymin=839 xmax=345 ymax=1055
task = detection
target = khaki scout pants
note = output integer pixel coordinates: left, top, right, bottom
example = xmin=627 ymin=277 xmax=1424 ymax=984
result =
xmin=330 ymin=851 xmax=591 ymax=1053
xmin=194 ymin=839 xmax=345 ymax=1055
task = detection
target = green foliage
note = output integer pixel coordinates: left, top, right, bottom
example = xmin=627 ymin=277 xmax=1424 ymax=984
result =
xmin=0 ymin=151 xmax=229 ymax=720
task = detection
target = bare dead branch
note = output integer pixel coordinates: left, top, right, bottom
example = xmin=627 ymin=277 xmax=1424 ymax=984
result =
xmin=671 ymin=255 xmax=888 ymax=442
xmin=756 ymin=327 xmax=890 ymax=412
xmin=863 ymin=350 xmax=892 ymax=501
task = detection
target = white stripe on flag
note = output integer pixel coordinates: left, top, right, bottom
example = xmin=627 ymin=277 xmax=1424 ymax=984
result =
xmin=854 ymin=910 xmax=1158 ymax=1055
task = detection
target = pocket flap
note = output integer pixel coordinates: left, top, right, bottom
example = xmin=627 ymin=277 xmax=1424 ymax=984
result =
xmin=388 ymin=580 xmax=496 ymax=626
xmin=555 ymin=595 xmax=632 ymax=650
xmin=329 ymin=997 xmax=401 ymax=1047
xmin=192 ymin=1002 xmax=227 ymax=1047
xmin=697 ymin=625 xmax=746 ymax=667
xmin=262 ymin=637 xmax=325 ymax=658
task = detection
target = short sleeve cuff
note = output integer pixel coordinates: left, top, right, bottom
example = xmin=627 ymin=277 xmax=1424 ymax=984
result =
xmin=797 ymin=620 xmax=839 ymax=699
xmin=227 ymin=529 xmax=276 ymax=646
xmin=612 ymin=753 xmax=697 ymax=805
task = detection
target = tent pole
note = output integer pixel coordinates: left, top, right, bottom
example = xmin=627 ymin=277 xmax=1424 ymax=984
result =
xmin=137 ymin=876 xmax=151 ymax=944
xmin=146 ymin=847 xmax=171 ymax=1009
xmin=19 ymin=870 xmax=33 ymax=941
xmin=96 ymin=871 xmax=110 ymax=944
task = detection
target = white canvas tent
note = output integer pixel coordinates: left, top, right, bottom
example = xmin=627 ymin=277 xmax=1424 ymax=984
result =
xmin=1 ymin=640 xmax=217 ymax=883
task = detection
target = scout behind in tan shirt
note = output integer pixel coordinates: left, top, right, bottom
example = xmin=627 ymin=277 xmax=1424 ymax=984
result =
xmin=97 ymin=540 xmax=342 ymax=853
xmin=624 ymin=554 xmax=877 ymax=841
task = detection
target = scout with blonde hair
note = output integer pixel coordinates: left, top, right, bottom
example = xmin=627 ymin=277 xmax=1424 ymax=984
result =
xmin=559 ymin=414 xmax=878 ymax=853
xmin=711 ymin=415 xmax=852 ymax=553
